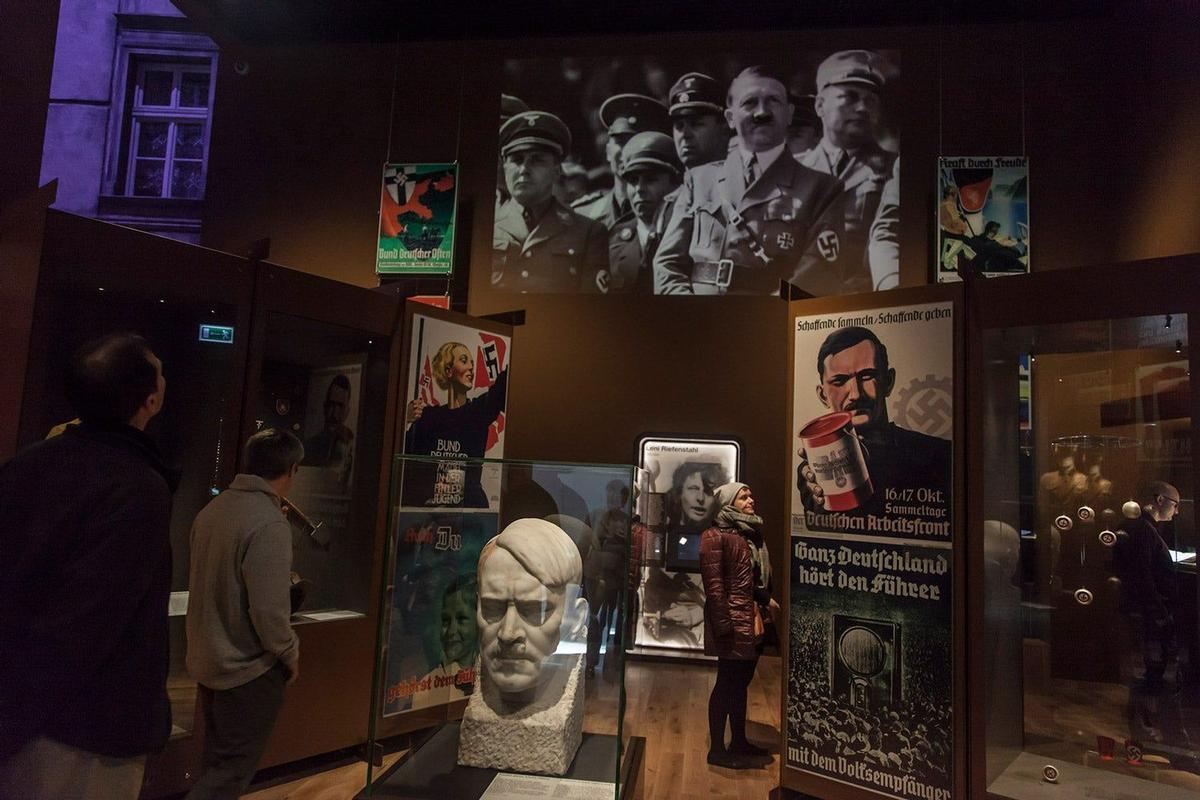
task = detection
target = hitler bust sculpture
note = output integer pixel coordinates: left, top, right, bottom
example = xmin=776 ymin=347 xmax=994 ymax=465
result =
xmin=458 ymin=518 xmax=589 ymax=775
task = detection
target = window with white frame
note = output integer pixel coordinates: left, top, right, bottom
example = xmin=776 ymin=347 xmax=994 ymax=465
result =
xmin=125 ymin=60 xmax=214 ymax=199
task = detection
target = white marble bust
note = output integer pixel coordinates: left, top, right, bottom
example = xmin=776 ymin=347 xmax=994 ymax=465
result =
xmin=475 ymin=518 xmax=586 ymax=706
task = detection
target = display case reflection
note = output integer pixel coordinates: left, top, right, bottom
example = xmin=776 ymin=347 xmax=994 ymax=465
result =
xmin=256 ymin=311 xmax=382 ymax=619
xmin=985 ymin=314 xmax=1196 ymax=797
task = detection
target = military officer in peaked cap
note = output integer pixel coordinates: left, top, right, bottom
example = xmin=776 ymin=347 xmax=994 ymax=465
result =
xmin=796 ymin=50 xmax=897 ymax=291
xmin=668 ymin=72 xmax=732 ymax=170
xmin=602 ymin=131 xmax=681 ymax=293
xmin=493 ymin=111 xmax=608 ymax=293
xmin=655 ymin=72 xmax=734 ymax=243
xmin=572 ymin=93 xmax=670 ymax=229
xmin=497 ymin=94 xmax=531 ymax=208
xmin=653 ymin=65 xmax=855 ymax=296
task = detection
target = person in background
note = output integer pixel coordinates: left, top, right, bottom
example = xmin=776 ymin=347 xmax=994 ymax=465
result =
xmin=0 ymin=333 xmax=174 ymax=800
xmin=700 ymin=481 xmax=773 ymax=769
xmin=1116 ymin=482 xmax=1182 ymax=694
xmin=185 ymin=429 xmax=303 ymax=800
xmin=572 ymin=93 xmax=670 ymax=229
xmin=557 ymin=160 xmax=590 ymax=205
xmin=603 ymin=132 xmax=681 ymax=293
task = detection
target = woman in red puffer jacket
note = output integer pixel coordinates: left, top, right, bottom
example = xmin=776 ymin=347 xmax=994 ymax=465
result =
xmin=700 ymin=481 xmax=772 ymax=769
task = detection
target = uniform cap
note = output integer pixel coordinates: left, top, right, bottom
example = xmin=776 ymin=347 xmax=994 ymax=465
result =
xmin=500 ymin=94 xmax=530 ymax=123
xmin=816 ymin=50 xmax=885 ymax=93
xmin=499 ymin=111 xmax=572 ymax=158
xmin=668 ymin=72 xmax=724 ymax=117
xmin=619 ymin=131 xmax=681 ymax=177
xmin=599 ymin=93 xmax=670 ymax=136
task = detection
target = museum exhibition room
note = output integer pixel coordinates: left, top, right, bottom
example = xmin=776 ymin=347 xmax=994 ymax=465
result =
xmin=1 ymin=1 xmax=1199 ymax=799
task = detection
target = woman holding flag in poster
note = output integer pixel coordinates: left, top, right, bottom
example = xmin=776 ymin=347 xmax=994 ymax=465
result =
xmin=403 ymin=339 xmax=508 ymax=507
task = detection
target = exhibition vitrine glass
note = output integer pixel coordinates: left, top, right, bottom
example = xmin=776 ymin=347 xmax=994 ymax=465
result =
xmin=362 ymin=455 xmax=643 ymax=799
xmin=979 ymin=304 xmax=1198 ymax=797
xmin=17 ymin=213 xmax=255 ymax=753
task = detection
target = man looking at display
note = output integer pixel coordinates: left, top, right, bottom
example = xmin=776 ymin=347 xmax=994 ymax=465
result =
xmin=653 ymin=65 xmax=851 ymax=296
xmin=1115 ymin=482 xmax=1182 ymax=695
xmin=185 ymin=429 xmax=303 ymax=799
xmin=0 ymin=333 xmax=174 ymax=799
xmin=602 ymin=131 xmax=681 ymax=293
xmin=492 ymin=110 xmax=608 ymax=293
xmin=797 ymin=326 xmax=950 ymax=517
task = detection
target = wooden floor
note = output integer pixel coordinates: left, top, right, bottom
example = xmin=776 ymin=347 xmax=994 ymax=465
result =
xmin=239 ymin=656 xmax=782 ymax=800
xmin=623 ymin=655 xmax=781 ymax=800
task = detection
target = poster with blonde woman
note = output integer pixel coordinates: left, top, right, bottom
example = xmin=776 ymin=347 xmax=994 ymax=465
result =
xmin=400 ymin=311 xmax=511 ymax=509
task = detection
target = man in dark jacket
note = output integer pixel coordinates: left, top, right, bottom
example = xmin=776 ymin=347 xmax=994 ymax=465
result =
xmin=0 ymin=333 xmax=174 ymax=799
xmin=1116 ymin=482 xmax=1182 ymax=692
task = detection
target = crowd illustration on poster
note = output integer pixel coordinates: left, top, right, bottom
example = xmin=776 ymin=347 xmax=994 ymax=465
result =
xmin=788 ymin=301 xmax=954 ymax=800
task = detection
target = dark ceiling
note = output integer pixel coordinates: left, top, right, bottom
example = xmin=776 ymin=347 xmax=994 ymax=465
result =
xmin=176 ymin=0 xmax=1119 ymax=45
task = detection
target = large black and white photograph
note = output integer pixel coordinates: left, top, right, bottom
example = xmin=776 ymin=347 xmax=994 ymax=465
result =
xmin=494 ymin=50 xmax=901 ymax=296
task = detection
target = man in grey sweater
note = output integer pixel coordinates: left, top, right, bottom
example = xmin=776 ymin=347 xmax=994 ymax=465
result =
xmin=185 ymin=429 xmax=302 ymax=799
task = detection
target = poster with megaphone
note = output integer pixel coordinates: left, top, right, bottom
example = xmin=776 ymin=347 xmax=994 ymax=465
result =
xmin=936 ymin=156 xmax=1029 ymax=282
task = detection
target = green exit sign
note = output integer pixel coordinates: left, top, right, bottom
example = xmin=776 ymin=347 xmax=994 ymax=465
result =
xmin=198 ymin=324 xmax=234 ymax=344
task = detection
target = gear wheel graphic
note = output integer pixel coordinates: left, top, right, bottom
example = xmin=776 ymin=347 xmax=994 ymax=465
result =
xmin=894 ymin=373 xmax=953 ymax=439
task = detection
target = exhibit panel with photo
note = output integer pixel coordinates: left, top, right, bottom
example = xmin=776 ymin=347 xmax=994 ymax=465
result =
xmin=634 ymin=436 xmax=740 ymax=653
xmin=936 ymin=156 xmax=1029 ymax=283
xmin=494 ymin=49 xmax=901 ymax=297
xmin=787 ymin=300 xmax=955 ymax=799
xmin=399 ymin=312 xmax=511 ymax=509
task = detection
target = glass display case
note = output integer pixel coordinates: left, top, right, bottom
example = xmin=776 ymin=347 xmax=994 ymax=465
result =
xmin=250 ymin=310 xmax=390 ymax=620
xmin=363 ymin=455 xmax=643 ymax=799
xmin=979 ymin=307 xmax=1197 ymax=797
xmin=15 ymin=209 xmax=259 ymax=796
xmin=16 ymin=212 xmax=256 ymax=796
xmin=237 ymin=262 xmax=401 ymax=777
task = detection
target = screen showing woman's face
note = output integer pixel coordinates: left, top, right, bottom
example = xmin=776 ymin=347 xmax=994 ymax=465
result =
xmin=680 ymin=472 xmax=715 ymax=523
